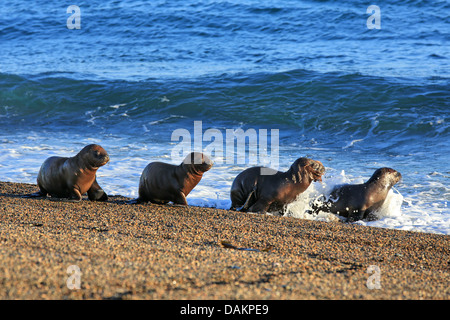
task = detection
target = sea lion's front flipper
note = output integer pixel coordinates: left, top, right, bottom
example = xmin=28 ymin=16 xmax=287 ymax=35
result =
xmin=347 ymin=210 xmax=365 ymax=223
xmin=87 ymin=178 xmax=108 ymax=201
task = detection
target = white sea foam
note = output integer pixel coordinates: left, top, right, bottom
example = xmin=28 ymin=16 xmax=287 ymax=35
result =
xmin=149 ymin=115 xmax=187 ymax=125
xmin=109 ymin=103 xmax=127 ymax=109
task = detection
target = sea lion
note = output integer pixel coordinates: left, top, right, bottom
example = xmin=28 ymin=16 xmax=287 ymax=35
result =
xmin=230 ymin=157 xmax=325 ymax=214
xmin=311 ymin=167 xmax=402 ymax=222
xmin=133 ymin=152 xmax=213 ymax=205
xmin=24 ymin=144 xmax=109 ymax=202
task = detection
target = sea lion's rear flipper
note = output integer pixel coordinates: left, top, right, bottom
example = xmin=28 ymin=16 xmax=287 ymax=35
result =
xmin=48 ymin=197 xmax=82 ymax=203
xmin=49 ymin=189 xmax=82 ymax=202
xmin=173 ymin=192 xmax=188 ymax=206
xmin=37 ymin=189 xmax=82 ymax=202
xmin=238 ymin=189 xmax=256 ymax=212
xmin=22 ymin=190 xmax=47 ymax=199
xmin=247 ymin=197 xmax=272 ymax=214
xmin=230 ymin=186 xmax=257 ymax=211
xmin=126 ymin=198 xmax=142 ymax=205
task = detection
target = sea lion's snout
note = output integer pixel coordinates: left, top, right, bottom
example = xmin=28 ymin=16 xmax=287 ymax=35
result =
xmin=184 ymin=152 xmax=213 ymax=172
xmin=394 ymin=170 xmax=402 ymax=183
xmin=385 ymin=168 xmax=402 ymax=183
xmin=202 ymin=154 xmax=213 ymax=167
xmin=94 ymin=149 xmax=109 ymax=165
xmin=199 ymin=159 xmax=213 ymax=172
xmin=202 ymin=157 xmax=213 ymax=172
xmin=100 ymin=154 xmax=110 ymax=165
xmin=309 ymin=160 xmax=325 ymax=182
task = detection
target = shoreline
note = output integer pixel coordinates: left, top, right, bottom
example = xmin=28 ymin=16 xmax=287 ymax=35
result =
xmin=0 ymin=181 xmax=448 ymax=300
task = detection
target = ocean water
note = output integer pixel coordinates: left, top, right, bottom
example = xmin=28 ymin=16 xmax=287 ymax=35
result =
xmin=0 ymin=0 xmax=449 ymax=234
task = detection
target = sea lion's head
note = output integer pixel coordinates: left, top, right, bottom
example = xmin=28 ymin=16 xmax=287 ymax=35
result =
xmin=291 ymin=157 xmax=325 ymax=182
xmin=367 ymin=167 xmax=402 ymax=187
xmin=182 ymin=152 xmax=213 ymax=174
xmin=79 ymin=144 xmax=110 ymax=169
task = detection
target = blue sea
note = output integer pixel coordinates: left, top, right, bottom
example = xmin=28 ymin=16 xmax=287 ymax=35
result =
xmin=0 ymin=0 xmax=449 ymax=234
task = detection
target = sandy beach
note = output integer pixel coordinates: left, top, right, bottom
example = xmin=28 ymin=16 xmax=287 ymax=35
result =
xmin=0 ymin=181 xmax=448 ymax=300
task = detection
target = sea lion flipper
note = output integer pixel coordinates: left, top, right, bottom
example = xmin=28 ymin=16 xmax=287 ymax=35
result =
xmin=126 ymin=198 xmax=142 ymax=204
xmin=173 ymin=192 xmax=188 ymax=206
xmin=347 ymin=210 xmax=366 ymax=223
xmin=231 ymin=189 xmax=256 ymax=212
xmin=87 ymin=178 xmax=108 ymax=202
xmin=55 ymin=189 xmax=83 ymax=202
xmin=247 ymin=198 xmax=271 ymax=214
xmin=48 ymin=197 xmax=82 ymax=203
xmin=23 ymin=191 xmax=47 ymax=199
xmin=240 ymin=189 xmax=256 ymax=212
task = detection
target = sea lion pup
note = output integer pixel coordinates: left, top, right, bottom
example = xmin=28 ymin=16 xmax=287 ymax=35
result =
xmin=311 ymin=167 xmax=402 ymax=222
xmin=132 ymin=152 xmax=213 ymax=205
xmin=24 ymin=144 xmax=109 ymax=202
xmin=230 ymin=157 xmax=325 ymax=214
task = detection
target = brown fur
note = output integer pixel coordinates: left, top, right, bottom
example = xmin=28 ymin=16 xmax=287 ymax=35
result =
xmin=24 ymin=144 xmax=109 ymax=201
xmin=230 ymin=157 xmax=325 ymax=214
xmin=136 ymin=152 xmax=213 ymax=205
xmin=312 ymin=167 xmax=402 ymax=222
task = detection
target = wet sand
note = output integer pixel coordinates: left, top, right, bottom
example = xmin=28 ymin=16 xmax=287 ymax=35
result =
xmin=0 ymin=181 xmax=448 ymax=300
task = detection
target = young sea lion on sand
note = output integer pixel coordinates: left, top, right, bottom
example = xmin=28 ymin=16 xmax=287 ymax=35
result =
xmin=24 ymin=144 xmax=109 ymax=202
xmin=230 ymin=157 xmax=325 ymax=214
xmin=311 ymin=167 xmax=402 ymax=222
xmin=132 ymin=152 xmax=213 ymax=205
